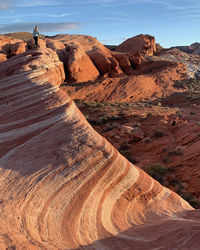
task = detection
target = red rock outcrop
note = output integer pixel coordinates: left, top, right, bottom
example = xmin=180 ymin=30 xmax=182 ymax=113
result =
xmin=67 ymin=45 xmax=99 ymax=82
xmin=159 ymin=48 xmax=200 ymax=78
xmin=0 ymin=53 xmax=6 ymax=63
xmin=111 ymin=52 xmax=144 ymax=75
xmin=47 ymin=34 xmax=123 ymax=79
xmin=0 ymin=48 xmax=200 ymax=249
xmin=116 ymin=34 xmax=156 ymax=56
xmin=8 ymin=41 xmax=26 ymax=57
xmin=0 ymin=36 xmax=26 ymax=59
xmin=63 ymin=58 xmax=187 ymax=103
xmin=189 ymin=43 xmax=200 ymax=54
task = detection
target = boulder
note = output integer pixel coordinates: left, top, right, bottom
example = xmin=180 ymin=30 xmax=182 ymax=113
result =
xmin=87 ymin=48 xmax=123 ymax=76
xmin=120 ymin=125 xmax=144 ymax=140
xmin=189 ymin=42 xmax=200 ymax=55
xmin=112 ymin=52 xmax=134 ymax=74
xmin=116 ymin=34 xmax=156 ymax=56
xmin=8 ymin=41 xmax=26 ymax=57
xmin=68 ymin=45 xmax=99 ymax=82
xmin=0 ymin=35 xmax=26 ymax=58
xmin=47 ymin=34 xmax=123 ymax=79
xmin=0 ymin=53 xmax=7 ymax=63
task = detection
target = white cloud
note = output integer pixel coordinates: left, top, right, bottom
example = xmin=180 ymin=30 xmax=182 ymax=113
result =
xmin=17 ymin=0 xmax=62 ymax=7
xmin=0 ymin=22 xmax=80 ymax=33
xmin=0 ymin=13 xmax=74 ymax=19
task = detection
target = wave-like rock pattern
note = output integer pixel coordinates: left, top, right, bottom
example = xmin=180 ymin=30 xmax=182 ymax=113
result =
xmin=0 ymin=48 xmax=200 ymax=249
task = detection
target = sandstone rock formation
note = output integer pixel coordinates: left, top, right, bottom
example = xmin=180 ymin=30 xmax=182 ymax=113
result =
xmin=63 ymin=57 xmax=187 ymax=103
xmin=47 ymin=34 xmax=123 ymax=79
xmin=160 ymin=48 xmax=200 ymax=78
xmin=189 ymin=42 xmax=200 ymax=54
xmin=172 ymin=42 xmax=200 ymax=55
xmin=67 ymin=45 xmax=99 ymax=82
xmin=116 ymin=34 xmax=156 ymax=56
xmin=112 ymin=52 xmax=143 ymax=74
xmin=0 ymin=36 xmax=26 ymax=58
xmin=0 ymin=47 xmax=200 ymax=249
xmin=0 ymin=53 xmax=6 ymax=63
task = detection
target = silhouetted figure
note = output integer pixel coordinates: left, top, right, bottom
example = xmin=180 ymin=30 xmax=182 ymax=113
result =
xmin=33 ymin=25 xmax=40 ymax=48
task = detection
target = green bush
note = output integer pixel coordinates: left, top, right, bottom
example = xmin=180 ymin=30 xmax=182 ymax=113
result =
xmin=144 ymin=164 xmax=168 ymax=184
xmin=120 ymin=150 xmax=138 ymax=164
xmin=154 ymin=130 xmax=165 ymax=138
xmin=181 ymin=193 xmax=200 ymax=209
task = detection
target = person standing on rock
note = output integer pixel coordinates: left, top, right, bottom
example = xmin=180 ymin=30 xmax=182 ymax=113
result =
xmin=33 ymin=25 xmax=40 ymax=48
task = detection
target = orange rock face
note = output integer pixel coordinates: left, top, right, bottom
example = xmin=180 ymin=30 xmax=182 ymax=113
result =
xmin=0 ymin=53 xmax=6 ymax=63
xmin=0 ymin=36 xmax=26 ymax=59
xmin=64 ymin=58 xmax=187 ymax=103
xmin=116 ymin=34 xmax=156 ymax=56
xmin=0 ymin=47 xmax=200 ymax=249
xmin=67 ymin=45 xmax=99 ymax=82
xmin=47 ymin=34 xmax=123 ymax=79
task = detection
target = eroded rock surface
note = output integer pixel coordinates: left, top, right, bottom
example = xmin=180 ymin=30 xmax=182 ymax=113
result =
xmin=116 ymin=34 xmax=156 ymax=56
xmin=160 ymin=48 xmax=200 ymax=78
xmin=0 ymin=48 xmax=200 ymax=249
xmin=67 ymin=45 xmax=99 ymax=82
xmin=0 ymin=36 xmax=26 ymax=59
xmin=63 ymin=58 xmax=187 ymax=103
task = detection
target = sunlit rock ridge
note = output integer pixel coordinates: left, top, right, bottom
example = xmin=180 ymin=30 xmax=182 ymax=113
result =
xmin=0 ymin=48 xmax=200 ymax=249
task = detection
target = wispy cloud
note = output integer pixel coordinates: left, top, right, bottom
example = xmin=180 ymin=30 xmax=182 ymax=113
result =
xmin=0 ymin=0 xmax=62 ymax=9
xmin=16 ymin=0 xmax=62 ymax=7
xmin=0 ymin=22 xmax=80 ymax=33
xmin=0 ymin=13 xmax=76 ymax=19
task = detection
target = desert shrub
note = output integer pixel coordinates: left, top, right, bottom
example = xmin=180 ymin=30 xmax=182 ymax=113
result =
xmin=154 ymin=130 xmax=165 ymax=138
xmin=144 ymin=137 xmax=151 ymax=143
xmin=168 ymin=149 xmax=183 ymax=156
xmin=176 ymin=111 xmax=182 ymax=117
xmin=168 ymin=178 xmax=184 ymax=194
xmin=181 ymin=193 xmax=200 ymax=209
xmin=119 ymin=102 xmax=130 ymax=107
xmin=120 ymin=150 xmax=138 ymax=164
xmin=132 ymin=122 xmax=141 ymax=128
xmin=144 ymin=164 xmax=168 ymax=184
xmin=91 ymin=114 xmax=122 ymax=125
xmin=119 ymin=143 xmax=129 ymax=151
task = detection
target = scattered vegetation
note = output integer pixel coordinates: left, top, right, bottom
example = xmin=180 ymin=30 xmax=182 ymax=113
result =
xmin=154 ymin=130 xmax=165 ymax=138
xmin=176 ymin=110 xmax=182 ymax=117
xmin=144 ymin=164 xmax=200 ymax=208
xmin=88 ymin=114 xmax=122 ymax=125
xmin=119 ymin=150 xmax=138 ymax=165
xmin=144 ymin=164 xmax=174 ymax=184
xmin=73 ymin=99 xmax=200 ymax=209
xmin=168 ymin=149 xmax=183 ymax=156
xmin=174 ymin=78 xmax=200 ymax=93
xmin=181 ymin=193 xmax=200 ymax=209
xmin=144 ymin=137 xmax=151 ymax=143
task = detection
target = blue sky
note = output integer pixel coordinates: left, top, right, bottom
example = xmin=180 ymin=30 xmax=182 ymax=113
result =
xmin=0 ymin=0 xmax=199 ymax=47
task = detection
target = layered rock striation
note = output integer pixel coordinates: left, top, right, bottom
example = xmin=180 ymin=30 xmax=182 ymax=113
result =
xmin=0 ymin=48 xmax=200 ymax=249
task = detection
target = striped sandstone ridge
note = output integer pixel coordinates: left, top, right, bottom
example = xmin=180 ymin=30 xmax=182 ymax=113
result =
xmin=0 ymin=48 xmax=200 ymax=249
